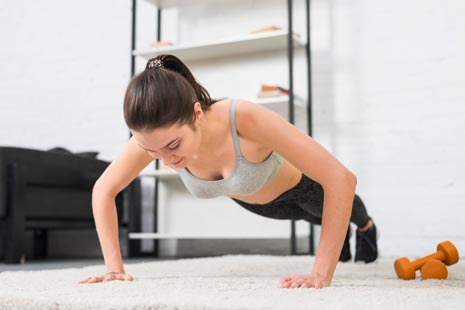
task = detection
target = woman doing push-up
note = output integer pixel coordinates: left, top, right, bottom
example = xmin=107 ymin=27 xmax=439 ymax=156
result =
xmin=79 ymin=54 xmax=378 ymax=288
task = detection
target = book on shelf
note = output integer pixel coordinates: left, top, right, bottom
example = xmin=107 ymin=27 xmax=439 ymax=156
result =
xmin=250 ymin=25 xmax=282 ymax=34
xmin=257 ymin=84 xmax=289 ymax=98
xmin=149 ymin=41 xmax=173 ymax=48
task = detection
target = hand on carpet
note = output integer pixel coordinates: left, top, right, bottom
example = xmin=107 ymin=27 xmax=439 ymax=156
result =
xmin=78 ymin=272 xmax=134 ymax=284
xmin=279 ymin=273 xmax=330 ymax=289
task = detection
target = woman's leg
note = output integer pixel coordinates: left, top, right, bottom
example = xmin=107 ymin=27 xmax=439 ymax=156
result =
xmin=351 ymin=195 xmax=371 ymax=228
xmin=232 ymin=175 xmax=371 ymax=228
xmin=293 ymin=175 xmax=371 ymax=228
xmin=232 ymin=174 xmax=377 ymax=262
xmin=291 ymin=175 xmax=377 ymax=263
xmin=231 ymin=198 xmax=320 ymax=222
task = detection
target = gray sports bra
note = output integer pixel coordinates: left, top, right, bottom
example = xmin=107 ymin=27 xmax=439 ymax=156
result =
xmin=179 ymin=99 xmax=283 ymax=199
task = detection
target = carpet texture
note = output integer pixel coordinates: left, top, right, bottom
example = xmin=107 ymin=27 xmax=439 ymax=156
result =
xmin=0 ymin=255 xmax=464 ymax=310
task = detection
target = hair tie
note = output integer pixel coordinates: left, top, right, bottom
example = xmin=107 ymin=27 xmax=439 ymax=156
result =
xmin=147 ymin=58 xmax=163 ymax=69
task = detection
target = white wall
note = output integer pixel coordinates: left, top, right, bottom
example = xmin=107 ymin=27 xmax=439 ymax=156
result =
xmin=0 ymin=0 xmax=130 ymax=160
xmin=1 ymin=0 xmax=464 ymax=258
xmin=328 ymin=0 xmax=465 ymax=257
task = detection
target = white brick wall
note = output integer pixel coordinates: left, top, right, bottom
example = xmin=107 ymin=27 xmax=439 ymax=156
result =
xmin=1 ymin=0 xmax=464 ymax=258
xmin=0 ymin=0 xmax=131 ymax=160
xmin=329 ymin=0 xmax=465 ymax=257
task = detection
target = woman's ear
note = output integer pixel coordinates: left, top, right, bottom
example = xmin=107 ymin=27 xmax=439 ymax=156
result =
xmin=193 ymin=101 xmax=203 ymax=121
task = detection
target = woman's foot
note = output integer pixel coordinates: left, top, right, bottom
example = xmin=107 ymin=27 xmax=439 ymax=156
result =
xmin=355 ymin=220 xmax=378 ymax=263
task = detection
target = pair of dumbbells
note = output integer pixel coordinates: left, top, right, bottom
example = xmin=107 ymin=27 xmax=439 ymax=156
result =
xmin=394 ymin=241 xmax=459 ymax=280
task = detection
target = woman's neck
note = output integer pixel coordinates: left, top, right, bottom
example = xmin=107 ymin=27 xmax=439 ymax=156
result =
xmin=199 ymin=108 xmax=220 ymax=150
xmin=190 ymin=106 xmax=225 ymax=165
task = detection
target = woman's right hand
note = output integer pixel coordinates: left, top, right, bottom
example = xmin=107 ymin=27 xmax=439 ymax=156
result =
xmin=83 ymin=138 xmax=151 ymax=286
xmin=78 ymin=272 xmax=134 ymax=284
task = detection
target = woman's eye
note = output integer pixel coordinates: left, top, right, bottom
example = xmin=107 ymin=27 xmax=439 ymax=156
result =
xmin=147 ymin=150 xmax=159 ymax=156
xmin=168 ymin=144 xmax=179 ymax=150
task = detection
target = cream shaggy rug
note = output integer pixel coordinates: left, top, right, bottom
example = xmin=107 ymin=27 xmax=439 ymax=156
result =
xmin=0 ymin=255 xmax=464 ymax=310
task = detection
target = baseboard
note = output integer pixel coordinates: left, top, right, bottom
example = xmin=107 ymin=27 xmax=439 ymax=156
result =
xmin=157 ymin=237 xmax=313 ymax=258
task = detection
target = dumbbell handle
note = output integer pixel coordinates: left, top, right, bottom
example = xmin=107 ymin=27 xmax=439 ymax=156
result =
xmin=411 ymin=251 xmax=445 ymax=270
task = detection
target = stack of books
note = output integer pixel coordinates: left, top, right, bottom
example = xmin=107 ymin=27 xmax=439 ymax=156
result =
xmin=257 ymin=84 xmax=289 ymax=98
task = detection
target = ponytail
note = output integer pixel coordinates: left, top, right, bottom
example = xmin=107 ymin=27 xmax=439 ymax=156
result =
xmin=124 ymin=54 xmax=217 ymax=131
xmin=150 ymin=55 xmax=215 ymax=110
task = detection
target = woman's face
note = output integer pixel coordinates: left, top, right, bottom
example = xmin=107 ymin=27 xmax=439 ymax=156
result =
xmin=132 ymin=121 xmax=201 ymax=169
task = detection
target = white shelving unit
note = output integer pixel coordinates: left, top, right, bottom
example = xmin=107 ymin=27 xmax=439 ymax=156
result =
xmin=133 ymin=30 xmax=305 ymax=62
xmin=129 ymin=0 xmax=314 ymax=255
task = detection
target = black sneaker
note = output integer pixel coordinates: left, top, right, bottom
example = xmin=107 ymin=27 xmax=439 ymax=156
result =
xmin=355 ymin=222 xmax=378 ymax=263
xmin=339 ymin=225 xmax=352 ymax=262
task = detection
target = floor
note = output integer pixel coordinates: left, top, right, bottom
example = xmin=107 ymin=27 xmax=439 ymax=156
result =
xmin=1 ymin=255 xmax=464 ymax=310
xmin=0 ymin=256 xmax=161 ymax=272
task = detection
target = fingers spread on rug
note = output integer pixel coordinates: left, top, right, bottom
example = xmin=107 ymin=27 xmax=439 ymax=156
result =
xmin=103 ymin=273 xmax=134 ymax=283
xmin=78 ymin=273 xmax=134 ymax=284
xmin=78 ymin=276 xmax=104 ymax=284
xmin=279 ymin=273 xmax=329 ymax=289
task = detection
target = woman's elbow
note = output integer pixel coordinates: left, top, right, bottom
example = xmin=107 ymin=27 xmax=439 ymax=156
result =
xmin=322 ymin=168 xmax=357 ymax=194
xmin=339 ymin=170 xmax=357 ymax=197
xmin=346 ymin=170 xmax=357 ymax=190
xmin=92 ymin=177 xmax=114 ymax=207
xmin=333 ymin=168 xmax=357 ymax=192
xmin=92 ymin=177 xmax=104 ymax=197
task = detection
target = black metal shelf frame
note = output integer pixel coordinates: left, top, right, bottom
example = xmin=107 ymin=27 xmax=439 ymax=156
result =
xmin=130 ymin=0 xmax=315 ymax=256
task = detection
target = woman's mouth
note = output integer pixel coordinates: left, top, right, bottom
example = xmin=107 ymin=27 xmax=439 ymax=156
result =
xmin=171 ymin=158 xmax=183 ymax=166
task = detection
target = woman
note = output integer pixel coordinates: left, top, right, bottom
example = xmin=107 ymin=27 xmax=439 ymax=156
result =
xmin=79 ymin=54 xmax=378 ymax=288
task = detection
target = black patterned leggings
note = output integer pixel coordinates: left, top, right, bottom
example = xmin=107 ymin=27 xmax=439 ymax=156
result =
xmin=232 ymin=174 xmax=370 ymax=228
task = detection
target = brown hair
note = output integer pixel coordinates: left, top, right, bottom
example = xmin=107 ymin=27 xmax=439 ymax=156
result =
xmin=124 ymin=54 xmax=217 ymax=131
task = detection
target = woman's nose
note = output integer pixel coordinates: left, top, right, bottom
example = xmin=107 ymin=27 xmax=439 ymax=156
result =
xmin=160 ymin=151 xmax=176 ymax=165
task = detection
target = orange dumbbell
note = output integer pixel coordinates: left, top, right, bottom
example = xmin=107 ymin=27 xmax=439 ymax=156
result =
xmin=394 ymin=240 xmax=459 ymax=280
xmin=420 ymin=259 xmax=448 ymax=280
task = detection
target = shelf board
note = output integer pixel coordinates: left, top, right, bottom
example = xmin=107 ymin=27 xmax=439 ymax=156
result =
xmin=133 ymin=30 xmax=305 ymax=62
xmin=138 ymin=169 xmax=180 ymax=179
xmin=252 ymin=95 xmax=306 ymax=108
xmin=146 ymin=0 xmax=238 ymax=9
xmin=144 ymin=0 xmax=182 ymax=8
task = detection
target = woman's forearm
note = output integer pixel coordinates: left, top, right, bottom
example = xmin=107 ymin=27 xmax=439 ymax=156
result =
xmin=312 ymin=172 xmax=357 ymax=280
xmin=92 ymin=187 xmax=125 ymax=274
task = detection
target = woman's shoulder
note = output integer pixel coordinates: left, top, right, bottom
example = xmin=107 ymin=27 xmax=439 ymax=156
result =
xmin=210 ymin=98 xmax=274 ymax=125
xmin=233 ymin=99 xmax=274 ymax=124
xmin=230 ymin=99 xmax=281 ymax=139
xmin=212 ymin=98 xmax=259 ymax=115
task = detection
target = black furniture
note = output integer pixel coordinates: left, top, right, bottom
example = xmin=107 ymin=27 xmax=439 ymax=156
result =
xmin=0 ymin=146 xmax=141 ymax=264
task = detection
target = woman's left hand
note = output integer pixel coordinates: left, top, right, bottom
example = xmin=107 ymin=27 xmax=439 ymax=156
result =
xmin=279 ymin=272 xmax=331 ymax=289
